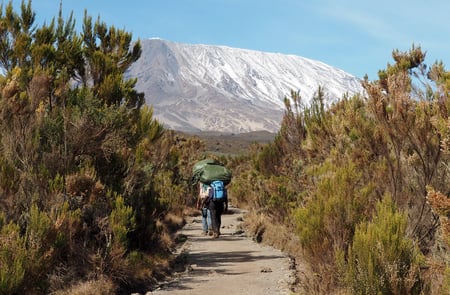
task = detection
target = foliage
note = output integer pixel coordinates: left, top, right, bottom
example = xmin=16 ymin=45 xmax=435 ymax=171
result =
xmin=0 ymin=2 xmax=200 ymax=293
xmin=0 ymin=217 xmax=26 ymax=293
xmin=338 ymin=195 xmax=425 ymax=295
xmin=229 ymin=45 xmax=450 ymax=293
xmin=110 ymin=195 xmax=135 ymax=249
xmin=1 ymin=2 xmax=450 ymax=294
xmin=255 ymin=90 xmax=306 ymax=176
xmin=293 ymin=159 xmax=373 ymax=265
xmin=425 ymin=187 xmax=450 ymax=293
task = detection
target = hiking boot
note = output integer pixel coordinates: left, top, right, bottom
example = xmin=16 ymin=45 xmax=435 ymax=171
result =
xmin=213 ymin=232 xmax=219 ymax=238
xmin=208 ymin=231 xmax=213 ymax=236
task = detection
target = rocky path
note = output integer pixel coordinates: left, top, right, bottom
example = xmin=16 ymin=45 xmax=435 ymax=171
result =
xmin=149 ymin=206 xmax=296 ymax=295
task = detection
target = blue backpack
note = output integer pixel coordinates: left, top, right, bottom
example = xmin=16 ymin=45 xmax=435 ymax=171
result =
xmin=210 ymin=180 xmax=226 ymax=202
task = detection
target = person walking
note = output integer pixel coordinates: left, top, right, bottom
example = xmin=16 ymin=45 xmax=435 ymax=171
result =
xmin=197 ymin=182 xmax=212 ymax=235
xmin=208 ymin=181 xmax=228 ymax=238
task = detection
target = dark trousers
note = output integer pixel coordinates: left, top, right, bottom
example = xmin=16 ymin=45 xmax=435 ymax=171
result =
xmin=208 ymin=201 xmax=224 ymax=234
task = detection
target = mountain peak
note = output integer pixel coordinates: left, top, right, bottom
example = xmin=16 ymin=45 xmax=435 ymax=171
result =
xmin=126 ymin=38 xmax=364 ymax=133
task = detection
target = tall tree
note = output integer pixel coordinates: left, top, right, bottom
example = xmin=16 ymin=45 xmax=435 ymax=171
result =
xmin=82 ymin=11 xmax=143 ymax=110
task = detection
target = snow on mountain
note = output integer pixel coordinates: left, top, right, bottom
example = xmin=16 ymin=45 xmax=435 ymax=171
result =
xmin=126 ymin=38 xmax=364 ymax=133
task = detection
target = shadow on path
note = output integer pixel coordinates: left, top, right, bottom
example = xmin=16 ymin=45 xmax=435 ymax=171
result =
xmin=150 ymin=207 xmax=294 ymax=294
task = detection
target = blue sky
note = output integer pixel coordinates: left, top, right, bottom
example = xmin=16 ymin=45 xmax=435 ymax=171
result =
xmin=8 ymin=0 xmax=450 ymax=79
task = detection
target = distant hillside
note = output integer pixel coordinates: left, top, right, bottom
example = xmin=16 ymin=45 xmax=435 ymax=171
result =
xmin=180 ymin=130 xmax=276 ymax=155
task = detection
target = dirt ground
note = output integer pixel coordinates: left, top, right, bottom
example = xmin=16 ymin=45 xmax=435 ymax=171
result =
xmin=149 ymin=206 xmax=297 ymax=295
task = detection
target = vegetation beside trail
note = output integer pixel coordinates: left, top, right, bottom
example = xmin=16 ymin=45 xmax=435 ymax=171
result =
xmin=0 ymin=2 xmax=206 ymax=293
xmin=0 ymin=2 xmax=449 ymax=294
xmin=229 ymin=47 xmax=450 ymax=294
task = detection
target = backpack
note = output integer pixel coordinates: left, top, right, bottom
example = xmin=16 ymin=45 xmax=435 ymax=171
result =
xmin=210 ymin=180 xmax=226 ymax=202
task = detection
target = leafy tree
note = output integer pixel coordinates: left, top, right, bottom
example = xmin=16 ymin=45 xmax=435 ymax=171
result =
xmin=82 ymin=11 xmax=143 ymax=110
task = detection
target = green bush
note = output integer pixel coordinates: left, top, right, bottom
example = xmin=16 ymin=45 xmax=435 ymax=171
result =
xmin=0 ymin=218 xmax=27 ymax=293
xmin=110 ymin=195 xmax=135 ymax=249
xmin=293 ymin=158 xmax=372 ymax=263
xmin=338 ymin=195 xmax=425 ymax=294
xmin=227 ymin=170 xmax=255 ymax=207
xmin=26 ymin=204 xmax=52 ymax=275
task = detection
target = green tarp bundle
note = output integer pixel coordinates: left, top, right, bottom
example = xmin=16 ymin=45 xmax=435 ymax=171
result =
xmin=192 ymin=159 xmax=232 ymax=185
xmin=192 ymin=159 xmax=220 ymax=176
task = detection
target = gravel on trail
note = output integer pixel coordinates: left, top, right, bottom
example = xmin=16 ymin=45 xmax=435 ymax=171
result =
xmin=149 ymin=206 xmax=296 ymax=295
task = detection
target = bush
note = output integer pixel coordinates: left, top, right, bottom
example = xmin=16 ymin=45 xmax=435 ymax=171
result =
xmin=110 ymin=195 xmax=135 ymax=249
xmin=0 ymin=217 xmax=27 ymax=293
xmin=338 ymin=195 xmax=425 ymax=294
xmin=293 ymin=159 xmax=372 ymax=264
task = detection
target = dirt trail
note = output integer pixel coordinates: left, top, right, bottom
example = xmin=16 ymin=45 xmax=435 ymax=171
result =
xmin=150 ymin=206 xmax=296 ymax=295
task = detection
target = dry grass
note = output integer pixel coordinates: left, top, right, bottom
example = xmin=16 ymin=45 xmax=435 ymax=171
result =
xmin=50 ymin=276 xmax=115 ymax=295
xmin=243 ymin=211 xmax=301 ymax=254
xmin=153 ymin=212 xmax=187 ymax=252
xmin=163 ymin=212 xmax=186 ymax=233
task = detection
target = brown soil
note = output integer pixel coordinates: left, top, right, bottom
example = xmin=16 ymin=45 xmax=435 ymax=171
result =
xmin=149 ymin=205 xmax=296 ymax=294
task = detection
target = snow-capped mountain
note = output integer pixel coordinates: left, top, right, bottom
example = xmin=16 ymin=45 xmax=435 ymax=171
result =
xmin=126 ymin=38 xmax=364 ymax=133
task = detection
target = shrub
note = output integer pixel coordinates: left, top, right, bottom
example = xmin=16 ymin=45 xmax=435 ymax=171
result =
xmin=25 ymin=204 xmax=53 ymax=282
xmin=338 ymin=195 xmax=425 ymax=294
xmin=110 ymin=195 xmax=135 ymax=249
xmin=293 ymin=158 xmax=372 ymax=264
xmin=0 ymin=218 xmax=27 ymax=293
xmin=425 ymin=187 xmax=450 ymax=293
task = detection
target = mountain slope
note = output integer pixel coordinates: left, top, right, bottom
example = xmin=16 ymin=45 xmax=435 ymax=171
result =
xmin=126 ymin=39 xmax=364 ymax=133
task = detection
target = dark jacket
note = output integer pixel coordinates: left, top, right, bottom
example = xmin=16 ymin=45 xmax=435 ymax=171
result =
xmin=207 ymin=186 xmax=228 ymax=211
